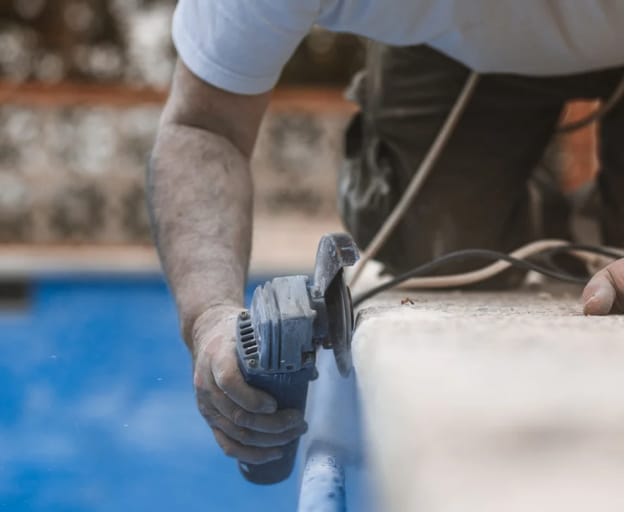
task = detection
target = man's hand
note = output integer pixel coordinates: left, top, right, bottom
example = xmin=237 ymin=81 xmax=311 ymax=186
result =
xmin=191 ymin=306 xmax=308 ymax=464
xmin=582 ymin=258 xmax=624 ymax=315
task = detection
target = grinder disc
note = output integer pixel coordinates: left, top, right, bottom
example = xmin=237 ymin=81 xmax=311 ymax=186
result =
xmin=325 ymin=269 xmax=354 ymax=377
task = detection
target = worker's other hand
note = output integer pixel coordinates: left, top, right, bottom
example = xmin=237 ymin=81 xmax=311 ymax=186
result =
xmin=582 ymin=258 xmax=624 ymax=315
xmin=191 ymin=306 xmax=307 ymax=464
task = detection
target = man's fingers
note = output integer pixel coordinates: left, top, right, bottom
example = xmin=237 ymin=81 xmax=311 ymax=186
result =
xmin=232 ymin=407 xmax=306 ymax=434
xmin=192 ymin=311 xmax=308 ymax=462
xmin=583 ymin=259 xmax=624 ymax=315
xmin=212 ymin=428 xmax=284 ymax=464
xmin=211 ymin=349 xmax=277 ymax=414
xmin=197 ymin=383 xmax=306 ymax=434
xmin=583 ymin=275 xmax=616 ymax=315
xmin=606 ymin=259 xmax=624 ymax=312
xmin=197 ymin=368 xmax=305 ymax=434
xmin=208 ymin=412 xmax=307 ymax=448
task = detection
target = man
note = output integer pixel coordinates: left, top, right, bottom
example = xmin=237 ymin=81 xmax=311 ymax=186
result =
xmin=147 ymin=0 xmax=624 ymax=465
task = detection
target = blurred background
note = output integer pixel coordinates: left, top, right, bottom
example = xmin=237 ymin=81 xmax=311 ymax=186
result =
xmin=0 ymin=2 xmax=369 ymax=511
xmin=0 ymin=2 xmax=601 ymax=511
xmin=0 ymin=0 xmax=599 ymax=249
xmin=0 ymin=0 xmax=365 ymax=248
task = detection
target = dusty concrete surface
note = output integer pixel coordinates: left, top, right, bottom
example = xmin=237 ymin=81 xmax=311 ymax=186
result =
xmin=352 ymin=285 xmax=623 ymax=512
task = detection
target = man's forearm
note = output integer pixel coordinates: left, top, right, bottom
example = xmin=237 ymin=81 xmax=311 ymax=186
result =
xmin=148 ymin=123 xmax=253 ymax=348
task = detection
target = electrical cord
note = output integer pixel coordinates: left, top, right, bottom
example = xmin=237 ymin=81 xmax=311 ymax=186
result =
xmin=346 ymin=69 xmax=623 ymax=298
xmin=384 ymin=239 xmax=621 ymax=291
xmin=348 ymin=75 xmax=623 ymax=289
xmin=352 ymin=242 xmax=623 ymax=307
xmin=534 ymin=244 xmax=623 ymax=276
xmin=542 ymin=243 xmax=623 ymax=260
xmin=347 ymin=71 xmax=480 ymax=288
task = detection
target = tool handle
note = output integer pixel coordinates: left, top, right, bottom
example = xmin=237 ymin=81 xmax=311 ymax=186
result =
xmin=237 ymin=367 xmax=313 ymax=485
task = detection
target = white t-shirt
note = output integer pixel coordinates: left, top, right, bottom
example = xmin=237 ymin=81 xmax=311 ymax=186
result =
xmin=172 ymin=0 xmax=623 ymax=95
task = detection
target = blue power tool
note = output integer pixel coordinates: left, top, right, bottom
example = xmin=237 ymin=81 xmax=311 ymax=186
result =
xmin=235 ymin=233 xmax=359 ymax=485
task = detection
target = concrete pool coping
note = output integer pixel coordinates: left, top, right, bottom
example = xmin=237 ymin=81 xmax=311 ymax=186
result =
xmin=352 ymin=285 xmax=623 ymax=512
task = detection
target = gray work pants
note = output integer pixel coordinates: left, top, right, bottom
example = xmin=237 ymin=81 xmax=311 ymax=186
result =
xmin=339 ymin=44 xmax=623 ymax=277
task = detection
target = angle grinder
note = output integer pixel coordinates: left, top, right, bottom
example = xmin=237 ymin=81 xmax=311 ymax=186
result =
xmin=235 ymin=233 xmax=359 ymax=485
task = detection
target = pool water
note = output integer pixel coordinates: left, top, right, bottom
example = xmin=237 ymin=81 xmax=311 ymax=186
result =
xmin=0 ymin=276 xmax=303 ymax=512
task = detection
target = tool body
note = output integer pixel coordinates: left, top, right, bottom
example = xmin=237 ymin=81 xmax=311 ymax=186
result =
xmin=235 ymin=233 xmax=359 ymax=485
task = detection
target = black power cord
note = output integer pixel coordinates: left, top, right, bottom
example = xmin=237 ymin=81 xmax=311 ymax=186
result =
xmin=352 ymin=245 xmax=621 ymax=307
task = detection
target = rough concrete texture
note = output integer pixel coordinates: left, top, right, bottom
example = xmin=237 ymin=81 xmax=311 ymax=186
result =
xmin=352 ymin=285 xmax=623 ymax=512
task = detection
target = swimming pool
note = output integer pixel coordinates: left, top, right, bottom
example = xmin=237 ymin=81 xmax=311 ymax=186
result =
xmin=0 ymin=275 xmax=302 ymax=511
xmin=0 ymin=275 xmax=370 ymax=511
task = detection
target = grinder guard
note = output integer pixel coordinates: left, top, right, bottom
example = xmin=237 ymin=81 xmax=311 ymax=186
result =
xmin=235 ymin=233 xmax=359 ymax=485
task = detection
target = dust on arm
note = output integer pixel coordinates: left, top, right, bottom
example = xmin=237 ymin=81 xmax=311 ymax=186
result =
xmin=147 ymin=60 xmax=270 ymax=347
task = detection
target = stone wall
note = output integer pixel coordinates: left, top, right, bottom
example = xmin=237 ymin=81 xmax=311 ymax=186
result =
xmin=0 ymin=100 xmax=352 ymax=243
xmin=0 ymin=0 xmax=362 ymax=245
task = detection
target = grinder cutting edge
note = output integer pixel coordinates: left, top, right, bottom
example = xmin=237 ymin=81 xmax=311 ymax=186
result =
xmin=235 ymin=233 xmax=359 ymax=485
